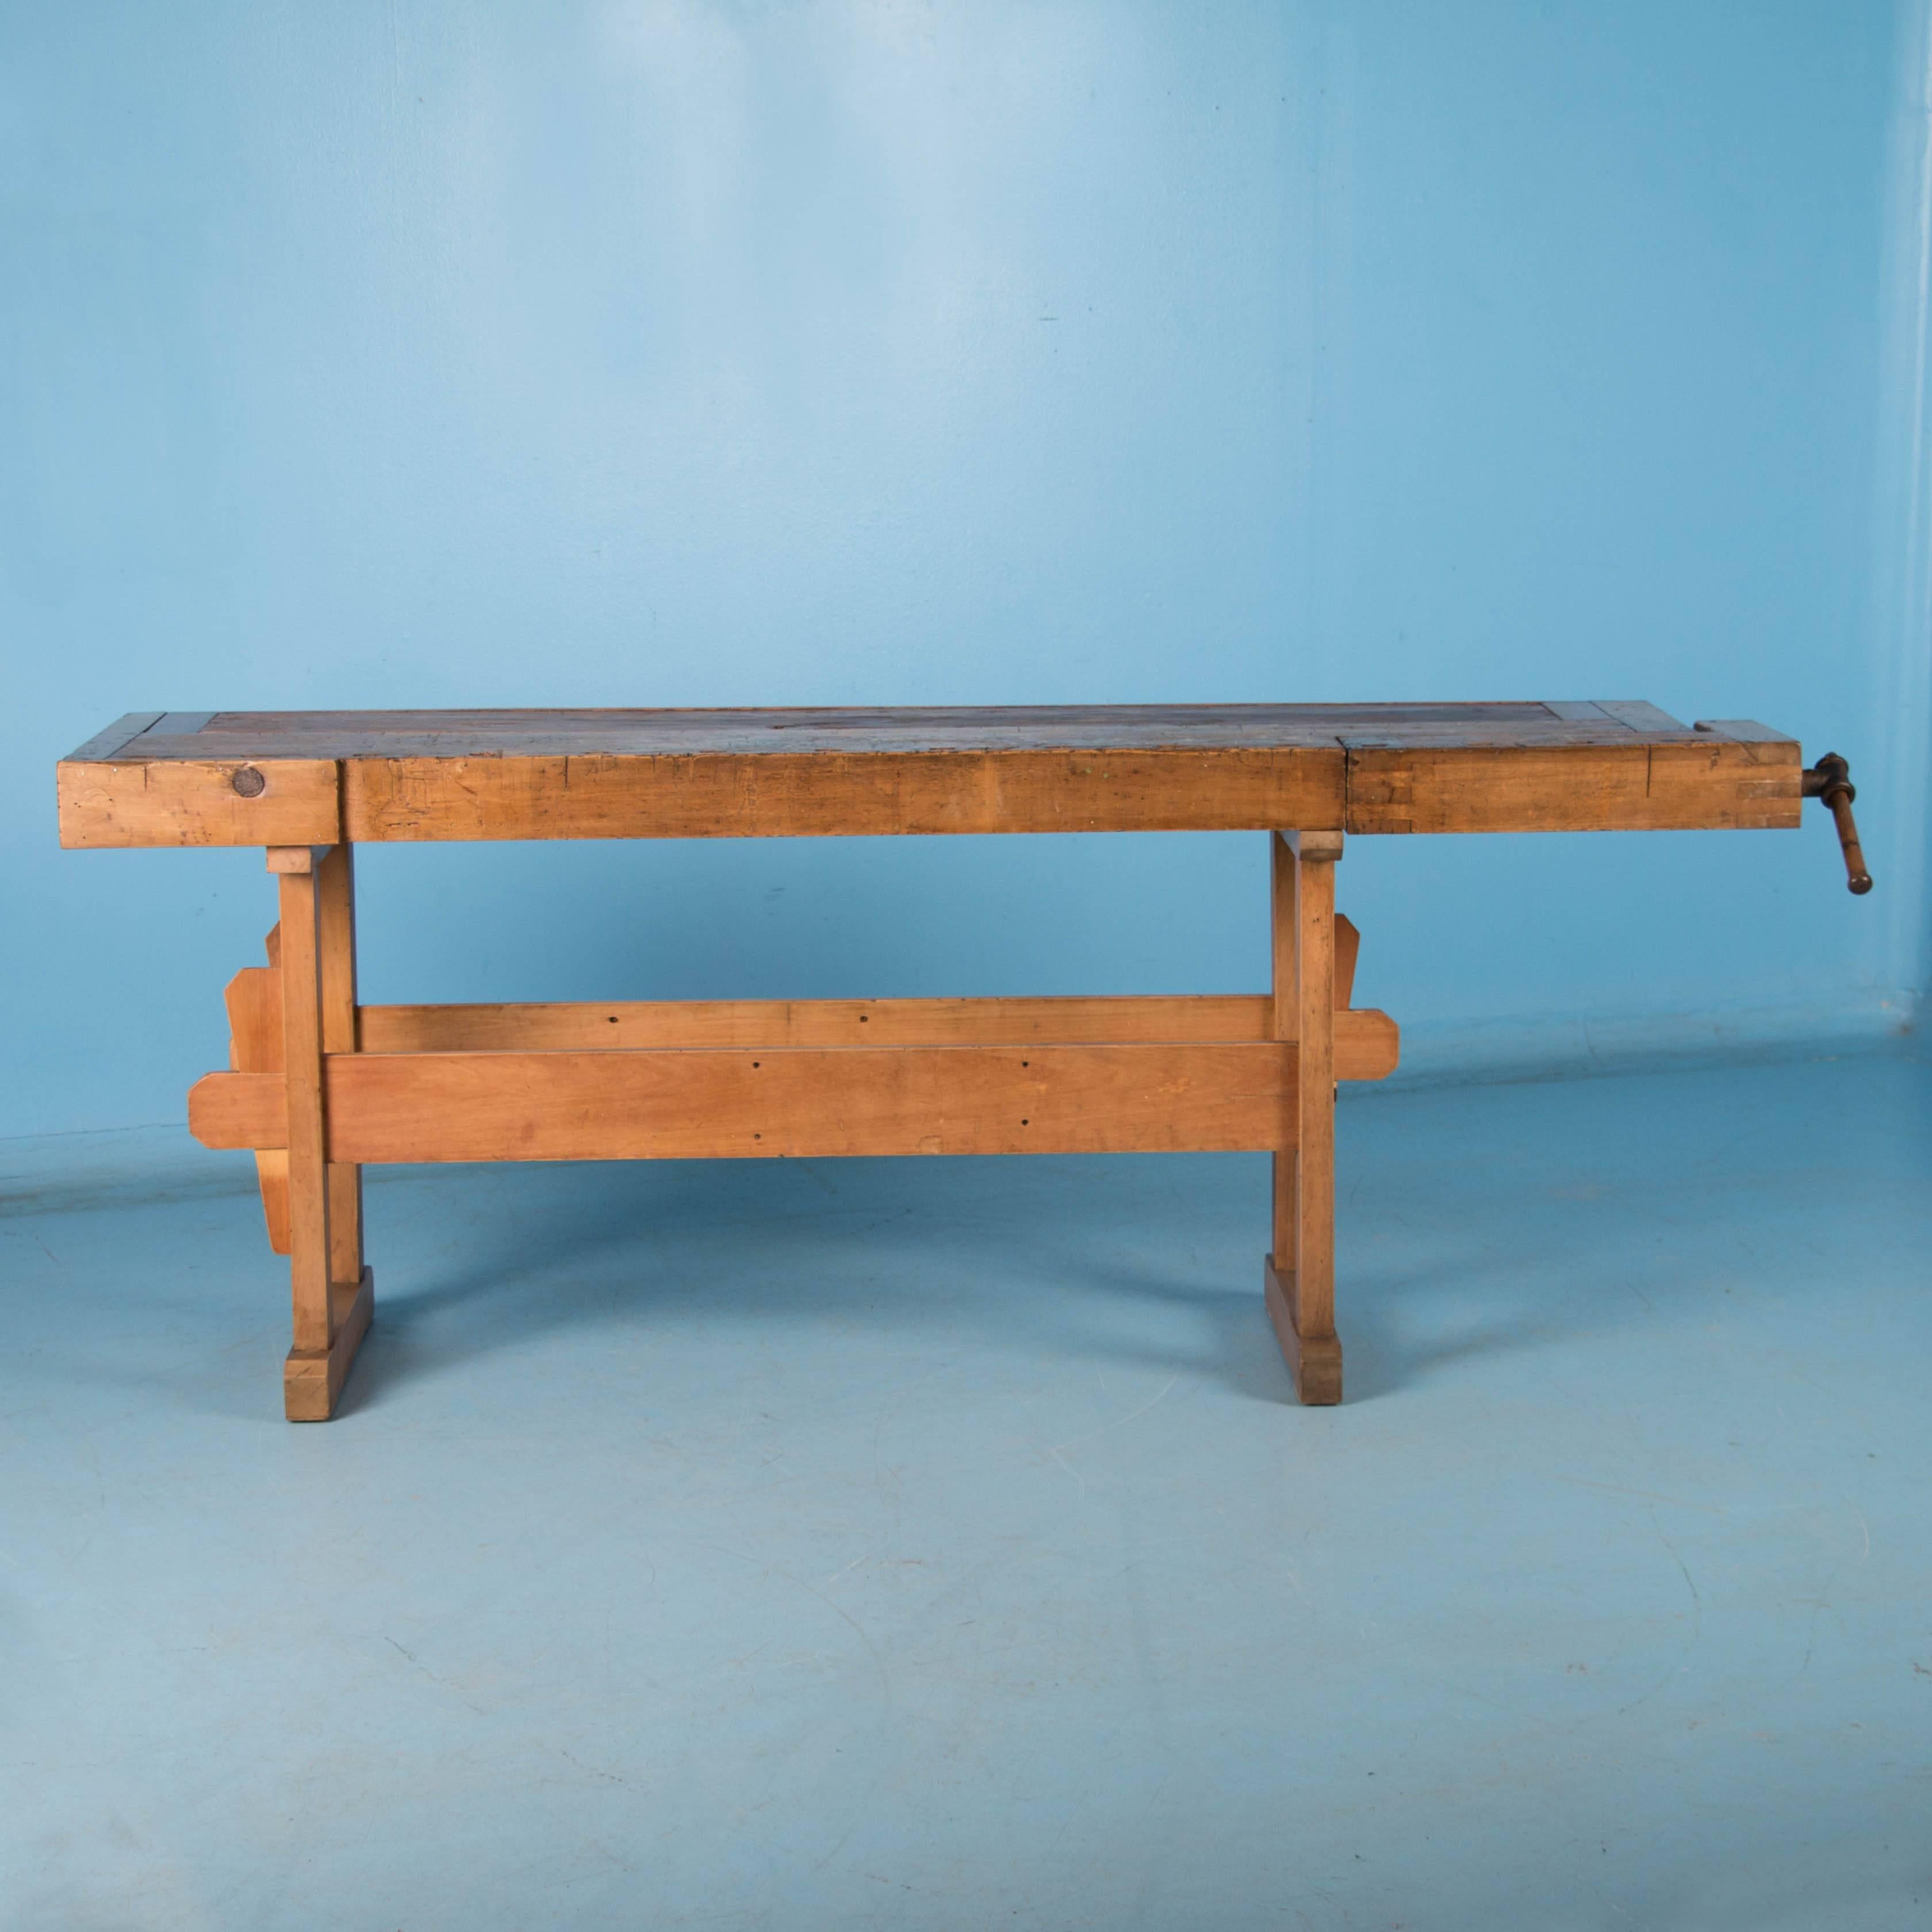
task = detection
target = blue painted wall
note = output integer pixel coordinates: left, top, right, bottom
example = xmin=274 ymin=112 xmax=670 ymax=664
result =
xmin=3 ymin=1 xmax=1921 ymax=1137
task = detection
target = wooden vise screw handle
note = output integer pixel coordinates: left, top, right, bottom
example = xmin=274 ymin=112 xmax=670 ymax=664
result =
xmin=1802 ymin=754 xmax=1872 ymax=895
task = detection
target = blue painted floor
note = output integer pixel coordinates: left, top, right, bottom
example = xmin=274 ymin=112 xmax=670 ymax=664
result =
xmin=3 ymin=1051 xmax=1929 ymax=1930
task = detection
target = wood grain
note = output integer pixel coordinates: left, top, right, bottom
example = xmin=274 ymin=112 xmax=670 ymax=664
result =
xmin=360 ymin=992 xmax=1274 ymax=1052
xmin=1270 ymin=833 xmax=1298 ymax=1276
xmin=190 ymin=1040 xmax=1304 ymax=1163
xmin=210 ymin=997 xmax=1400 ymax=1079
xmin=1288 ymin=830 xmax=1338 ymax=1348
xmin=55 ymin=703 xmax=1808 ymax=844
xmin=342 ymin=746 xmax=1348 ymax=841
xmin=277 ymin=867 xmax=333 ymax=1354
xmin=64 ymin=714 xmax=163 ymax=762
xmin=224 ymin=965 xmax=290 ymax=1254
xmin=1334 ymin=915 xmax=1360 ymax=1012
xmin=1343 ymin=738 xmax=1801 ymax=834
xmin=316 ymin=845 xmax=365 ymax=1289
xmin=57 ymin=757 xmax=340 ymax=848
xmin=356 ymin=993 xmax=1398 ymax=1075
xmin=265 ymin=844 xmax=334 ymax=874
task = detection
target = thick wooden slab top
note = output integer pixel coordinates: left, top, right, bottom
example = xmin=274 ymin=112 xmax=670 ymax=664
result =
xmin=57 ymin=703 xmax=1803 ymax=846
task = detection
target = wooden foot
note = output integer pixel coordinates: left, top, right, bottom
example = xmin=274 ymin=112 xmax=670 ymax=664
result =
xmin=284 ymin=1268 xmax=374 ymax=1421
xmin=1265 ymin=1255 xmax=1341 ymax=1405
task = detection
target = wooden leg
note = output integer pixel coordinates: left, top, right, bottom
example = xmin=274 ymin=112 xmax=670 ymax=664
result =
xmin=317 ymin=843 xmax=366 ymax=1290
xmin=273 ymin=844 xmax=371 ymax=1421
xmin=1267 ymin=829 xmax=1343 ymax=1404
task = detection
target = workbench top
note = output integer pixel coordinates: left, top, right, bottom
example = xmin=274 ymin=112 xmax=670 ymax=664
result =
xmin=59 ymin=702 xmax=1801 ymax=845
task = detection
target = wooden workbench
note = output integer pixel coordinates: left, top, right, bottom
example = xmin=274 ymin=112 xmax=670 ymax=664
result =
xmin=58 ymin=703 xmax=1811 ymax=1419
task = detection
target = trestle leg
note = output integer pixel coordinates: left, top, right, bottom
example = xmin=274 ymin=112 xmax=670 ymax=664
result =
xmin=270 ymin=843 xmax=372 ymax=1420
xmin=1266 ymin=829 xmax=1343 ymax=1404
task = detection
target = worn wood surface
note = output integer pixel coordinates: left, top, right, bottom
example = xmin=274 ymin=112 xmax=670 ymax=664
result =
xmin=190 ymin=1040 xmax=1304 ymax=1163
xmin=57 ymin=756 xmax=340 ymax=848
xmin=58 ymin=704 xmax=1804 ymax=844
xmin=63 ymin=702 xmax=1689 ymax=758
xmin=1343 ymin=738 xmax=1797 ymax=834
xmin=65 ymin=713 xmax=164 ymax=762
